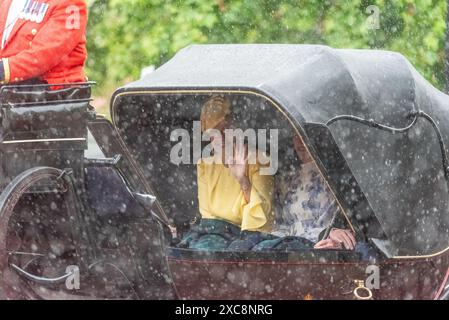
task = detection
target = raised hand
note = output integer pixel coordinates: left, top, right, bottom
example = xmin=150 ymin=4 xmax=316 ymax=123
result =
xmin=227 ymin=143 xmax=251 ymax=203
xmin=228 ymin=143 xmax=248 ymax=183
xmin=329 ymin=228 xmax=356 ymax=250
xmin=314 ymin=238 xmax=342 ymax=249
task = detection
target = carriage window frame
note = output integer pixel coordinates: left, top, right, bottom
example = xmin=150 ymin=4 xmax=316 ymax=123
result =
xmin=111 ymin=89 xmax=363 ymax=243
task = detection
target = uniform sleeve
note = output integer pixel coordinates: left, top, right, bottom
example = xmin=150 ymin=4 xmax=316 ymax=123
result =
xmin=1 ymin=0 xmax=87 ymax=83
xmin=240 ymin=163 xmax=274 ymax=232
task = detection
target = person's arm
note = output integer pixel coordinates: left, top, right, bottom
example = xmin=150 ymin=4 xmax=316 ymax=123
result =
xmin=0 ymin=0 xmax=87 ymax=83
xmin=328 ymin=228 xmax=356 ymax=249
xmin=228 ymin=143 xmax=251 ymax=202
xmin=228 ymin=144 xmax=274 ymax=231
xmin=237 ymin=176 xmax=251 ymax=203
xmin=241 ymin=165 xmax=274 ymax=231
xmin=296 ymin=197 xmax=340 ymax=243
xmin=313 ymin=205 xmax=356 ymax=250
xmin=314 ymin=229 xmax=356 ymax=250
xmin=315 ymin=204 xmax=356 ymax=250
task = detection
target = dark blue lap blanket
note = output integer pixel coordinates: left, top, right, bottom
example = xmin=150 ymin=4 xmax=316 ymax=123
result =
xmin=254 ymin=237 xmax=380 ymax=262
xmin=178 ymin=219 xmax=277 ymax=251
xmin=178 ymin=219 xmax=241 ymax=250
xmin=228 ymin=230 xmax=278 ymax=251
xmin=178 ymin=219 xmax=379 ymax=261
xmin=252 ymin=236 xmax=315 ymax=251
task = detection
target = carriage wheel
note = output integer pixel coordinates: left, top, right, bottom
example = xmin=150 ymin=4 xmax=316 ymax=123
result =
xmin=0 ymin=167 xmax=142 ymax=300
xmin=0 ymin=167 xmax=87 ymax=299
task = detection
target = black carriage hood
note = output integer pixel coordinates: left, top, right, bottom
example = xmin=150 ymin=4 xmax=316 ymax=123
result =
xmin=112 ymin=44 xmax=449 ymax=256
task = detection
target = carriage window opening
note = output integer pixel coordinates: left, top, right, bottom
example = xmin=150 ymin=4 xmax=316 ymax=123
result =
xmin=114 ymin=93 xmax=372 ymax=255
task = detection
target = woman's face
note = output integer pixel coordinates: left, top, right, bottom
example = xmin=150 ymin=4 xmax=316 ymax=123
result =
xmin=293 ymin=135 xmax=312 ymax=163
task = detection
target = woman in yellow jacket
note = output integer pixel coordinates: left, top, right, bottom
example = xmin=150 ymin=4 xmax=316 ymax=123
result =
xmin=179 ymin=96 xmax=275 ymax=250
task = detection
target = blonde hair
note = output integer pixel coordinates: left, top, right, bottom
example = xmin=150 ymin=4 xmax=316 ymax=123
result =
xmin=200 ymin=96 xmax=231 ymax=131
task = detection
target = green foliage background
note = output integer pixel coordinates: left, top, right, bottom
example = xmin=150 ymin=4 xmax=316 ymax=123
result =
xmin=86 ymin=0 xmax=447 ymax=93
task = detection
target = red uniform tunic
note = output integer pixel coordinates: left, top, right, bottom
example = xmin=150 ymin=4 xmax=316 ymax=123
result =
xmin=0 ymin=0 xmax=87 ymax=85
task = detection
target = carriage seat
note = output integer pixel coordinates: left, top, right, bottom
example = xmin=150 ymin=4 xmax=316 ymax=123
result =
xmin=0 ymin=82 xmax=94 ymax=189
xmin=0 ymin=82 xmax=91 ymax=105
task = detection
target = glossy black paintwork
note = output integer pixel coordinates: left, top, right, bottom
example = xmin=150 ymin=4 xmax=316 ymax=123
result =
xmin=112 ymin=45 xmax=449 ymax=256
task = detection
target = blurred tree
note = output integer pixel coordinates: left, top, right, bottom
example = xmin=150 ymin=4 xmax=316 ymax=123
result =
xmin=86 ymin=0 xmax=448 ymax=91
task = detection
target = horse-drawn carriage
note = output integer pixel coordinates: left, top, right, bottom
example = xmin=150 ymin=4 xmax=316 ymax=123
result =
xmin=1 ymin=44 xmax=449 ymax=300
